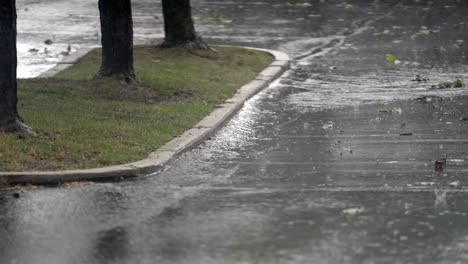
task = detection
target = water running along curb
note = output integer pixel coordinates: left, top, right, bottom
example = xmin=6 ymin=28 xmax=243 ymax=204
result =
xmin=1 ymin=46 xmax=291 ymax=185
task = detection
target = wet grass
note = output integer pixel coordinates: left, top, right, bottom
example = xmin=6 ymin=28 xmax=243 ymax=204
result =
xmin=1 ymin=46 xmax=272 ymax=171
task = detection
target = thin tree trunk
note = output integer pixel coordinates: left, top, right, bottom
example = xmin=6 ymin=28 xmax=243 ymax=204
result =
xmin=0 ymin=0 xmax=34 ymax=135
xmin=159 ymin=0 xmax=210 ymax=49
xmin=97 ymin=0 xmax=136 ymax=83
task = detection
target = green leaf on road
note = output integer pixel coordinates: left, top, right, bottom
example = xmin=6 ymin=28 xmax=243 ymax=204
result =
xmin=386 ymin=54 xmax=397 ymax=64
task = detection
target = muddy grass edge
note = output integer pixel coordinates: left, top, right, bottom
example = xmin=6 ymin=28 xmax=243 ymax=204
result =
xmin=0 ymin=46 xmax=291 ymax=185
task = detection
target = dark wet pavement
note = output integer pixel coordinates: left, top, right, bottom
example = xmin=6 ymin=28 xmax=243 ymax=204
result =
xmin=6 ymin=0 xmax=468 ymax=263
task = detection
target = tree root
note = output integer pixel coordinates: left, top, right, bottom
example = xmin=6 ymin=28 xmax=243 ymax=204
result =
xmin=0 ymin=117 xmax=37 ymax=137
xmin=95 ymin=70 xmax=138 ymax=84
xmin=157 ymin=37 xmax=213 ymax=50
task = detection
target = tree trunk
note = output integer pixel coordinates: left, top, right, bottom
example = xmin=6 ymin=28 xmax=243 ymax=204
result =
xmin=159 ymin=0 xmax=210 ymax=50
xmin=0 ymin=0 xmax=34 ymax=135
xmin=97 ymin=0 xmax=136 ymax=83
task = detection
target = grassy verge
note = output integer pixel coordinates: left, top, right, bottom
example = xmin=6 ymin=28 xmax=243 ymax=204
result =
xmin=0 ymin=46 xmax=273 ymax=171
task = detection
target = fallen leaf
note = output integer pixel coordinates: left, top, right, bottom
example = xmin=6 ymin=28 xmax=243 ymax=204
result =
xmin=342 ymin=207 xmax=365 ymax=215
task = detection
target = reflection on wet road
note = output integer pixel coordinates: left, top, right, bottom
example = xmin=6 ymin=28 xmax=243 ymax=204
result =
xmin=6 ymin=0 xmax=468 ymax=263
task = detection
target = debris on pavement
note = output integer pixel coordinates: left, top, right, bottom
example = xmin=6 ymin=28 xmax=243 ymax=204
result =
xmin=342 ymin=207 xmax=365 ymax=215
xmin=431 ymin=79 xmax=464 ymax=89
xmin=399 ymin=132 xmax=413 ymax=136
xmin=322 ymin=121 xmax=334 ymax=130
xmin=434 ymin=157 xmax=447 ymax=171
xmin=414 ymin=96 xmax=443 ymax=103
xmin=344 ymin=148 xmax=353 ymax=154
xmin=411 ymin=74 xmax=428 ymax=82
xmin=420 ymin=181 xmax=437 ymax=186
xmin=449 ymin=181 xmax=461 ymax=188
xmin=453 ymin=79 xmax=464 ymax=88
xmin=379 ymin=107 xmax=402 ymax=114
xmin=386 ymin=54 xmax=401 ymax=65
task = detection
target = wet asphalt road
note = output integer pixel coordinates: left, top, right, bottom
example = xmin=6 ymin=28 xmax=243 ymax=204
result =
xmin=5 ymin=0 xmax=468 ymax=263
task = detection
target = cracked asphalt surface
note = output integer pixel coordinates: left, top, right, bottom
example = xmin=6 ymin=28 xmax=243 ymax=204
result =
xmin=4 ymin=0 xmax=468 ymax=263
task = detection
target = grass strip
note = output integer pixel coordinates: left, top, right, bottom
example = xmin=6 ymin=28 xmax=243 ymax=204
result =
xmin=0 ymin=46 xmax=272 ymax=171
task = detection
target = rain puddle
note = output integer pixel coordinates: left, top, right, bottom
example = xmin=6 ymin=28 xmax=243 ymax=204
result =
xmin=276 ymin=16 xmax=468 ymax=112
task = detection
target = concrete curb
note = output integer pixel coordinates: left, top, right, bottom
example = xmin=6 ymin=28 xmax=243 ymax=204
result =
xmin=2 ymin=46 xmax=291 ymax=185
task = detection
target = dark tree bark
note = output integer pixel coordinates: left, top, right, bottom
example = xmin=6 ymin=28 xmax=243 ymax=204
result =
xmin=0 ymin=0 xmax=34 ymax=135
xmin=97 ymin=0 xmax=136 ymax=83
xmin=159 ymin=0 xmax=210 ymax=50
